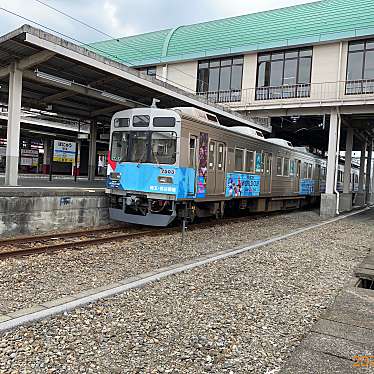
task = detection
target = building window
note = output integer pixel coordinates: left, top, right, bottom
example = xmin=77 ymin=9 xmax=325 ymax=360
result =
xmin=197 ymin=56 xmax=244 ymax=103
xmin=138 ymin=66 xmax=157 ymax=77
xmin=256 ymin=48 xmax=312 ymax=100
xmin=346 ymin=40 xmax=374 ymax=95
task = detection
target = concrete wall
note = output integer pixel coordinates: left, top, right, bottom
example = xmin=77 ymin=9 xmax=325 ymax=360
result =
xmin=166 ymin=61 xmax=198 ymax=93
xmin=241 ymin=52 xmax=258 ymax=104
xmin=0 ymin=191 xmax=109 ymax=237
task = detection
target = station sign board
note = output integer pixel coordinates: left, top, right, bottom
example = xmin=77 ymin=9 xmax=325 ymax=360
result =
xmin=20 ymin=149 xmax=39 ymax=167
xmin=53 ymin=140 xmax=76 ymax=163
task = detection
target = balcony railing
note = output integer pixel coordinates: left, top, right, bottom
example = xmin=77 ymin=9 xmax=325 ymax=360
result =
xmin=196 ymin=80 xmax=374 ymax=108
xmin=345 ymin=79 xmax=374 ymax=95
xmin=255 ymin=84 xmax=311 ymax=100
xmin=197 ymin=89 xmax=242 ymax=103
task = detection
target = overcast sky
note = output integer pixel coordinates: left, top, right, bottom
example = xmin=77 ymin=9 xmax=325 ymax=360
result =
xmin=0 ymin=0 xmax=318 ymax=42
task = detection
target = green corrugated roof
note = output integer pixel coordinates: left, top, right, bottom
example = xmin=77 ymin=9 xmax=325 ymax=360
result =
xmin=89 ymin=0 xmax=374 ymax=67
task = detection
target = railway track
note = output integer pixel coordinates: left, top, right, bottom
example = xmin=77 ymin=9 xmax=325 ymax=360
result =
xmin=0 ymin=210 xmax=304 ymax=260
xmin=0 ymin=226 xmax=172 ymax=260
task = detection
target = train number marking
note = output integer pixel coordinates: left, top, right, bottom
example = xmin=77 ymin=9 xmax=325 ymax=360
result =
xmin=160 ymin=169 xmax=176 ymax=175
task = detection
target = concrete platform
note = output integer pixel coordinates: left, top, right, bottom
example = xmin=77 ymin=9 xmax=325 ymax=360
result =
xmin=281 ymin=225 xmax=374 ymax=374
xmin=0 ymin=174 xmax=105 ymax=188
xmin=0 ymin=183 xmax=108 ymax=236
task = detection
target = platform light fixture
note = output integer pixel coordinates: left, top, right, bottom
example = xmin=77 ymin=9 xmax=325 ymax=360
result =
xmin=34 ymin=70 xmax=72 ymax=86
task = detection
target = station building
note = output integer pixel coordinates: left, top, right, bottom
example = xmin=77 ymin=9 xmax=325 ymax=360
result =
xmin=90 ymin=0 xmax=374 ymax=215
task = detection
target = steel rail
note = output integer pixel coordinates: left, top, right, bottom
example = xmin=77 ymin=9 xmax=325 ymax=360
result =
xmin=0 ymin=210 xmax=301 ymax=260
xmin=0 ymin=225 xmax=129 ymax=245
xmin=0 ymin=228 xmax=174 ymax=260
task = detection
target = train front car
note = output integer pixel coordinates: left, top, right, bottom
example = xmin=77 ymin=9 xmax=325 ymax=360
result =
xmin=106 ymin=108 xmax=195 ymax=226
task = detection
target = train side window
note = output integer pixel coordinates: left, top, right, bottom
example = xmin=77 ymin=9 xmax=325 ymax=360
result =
xmin=307 ymin=163 xmax=313 ymax=179
xmin=276 ymin=157 xmax=283 ymax=176
xmin=284 ymin=158 xmax=290 ymax=176
xmin=217 ymin=143 xmax=225 ymax=170
xmin=265 ymin=153 xmax=272 ymax=175
xmin=290 ymin=159 xmax=295 ymax=175
xmin=245 ymin=151 xmax=255 ymax=173
xmin=209 ymin=141 xmax=216 ymax=170
xmin=315 ymin=164 xmax=321 ymax=179
xmin=235 ymin=148 xmax=244 ymax=171
xmin=189 ymin=136 xmax=197 ymax=168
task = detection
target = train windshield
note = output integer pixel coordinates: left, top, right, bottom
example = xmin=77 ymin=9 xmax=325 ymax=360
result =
xmin=111 ymin=131 xmax=177 ymax=165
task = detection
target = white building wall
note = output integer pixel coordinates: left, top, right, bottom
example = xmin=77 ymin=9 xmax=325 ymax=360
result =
xmin=241 ymin=53 xmax=257 ymax=105
xmin=165 ymin=61 xmax=198 ymax=93
xmin=310 ymin=42 xmax=347 ymax=100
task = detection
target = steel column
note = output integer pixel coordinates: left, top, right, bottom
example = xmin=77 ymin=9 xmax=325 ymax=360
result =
xmin=365 ymin=138 xmax=373 ymax=202
xmin=5 ymin=64 xmax=22 ymax=186
xmin=358 ymin=141 xmax=367 ymax=193
xmin=88 ymin=122 xmax=97 ymax=181
xmin=343 ymin=128 xmax=353 ymax=194
xmin=325 ymin=108 xmax=340 ymax=194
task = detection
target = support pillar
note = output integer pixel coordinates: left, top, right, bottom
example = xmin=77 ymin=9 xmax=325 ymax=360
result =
xmin=88 ymin=122 xmax=97 ymax=181
xmin=5 ymin=63 xmax=23 ymax=186
xmin=340 ymin=128 xmax=354 ymax=212
xmin=356 ymin=140 xmax=367 ymax=206
xmin=320 ymin=108 xmax=340 ymax=218
xmin=42 ymin=139 xmax=50 ymax=174
xmin=365 ymin=138 xmax=373 ymax=204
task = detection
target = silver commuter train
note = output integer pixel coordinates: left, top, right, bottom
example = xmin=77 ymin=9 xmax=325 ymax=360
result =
xmin=106 ymin=107 xmax=358 ymax=226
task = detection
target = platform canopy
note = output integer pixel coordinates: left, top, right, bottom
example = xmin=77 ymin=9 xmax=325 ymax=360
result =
xmin=0 ymin=24 xmax=269 ymax=132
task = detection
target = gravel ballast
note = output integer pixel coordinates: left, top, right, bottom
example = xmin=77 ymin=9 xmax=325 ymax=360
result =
xmin=0 ymin=210 xmax=322 ymax=313
xmin=0 ymin=210 xmax=372 ymax=373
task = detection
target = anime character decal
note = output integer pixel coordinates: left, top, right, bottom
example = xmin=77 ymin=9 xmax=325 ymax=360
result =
xmin=226 ymin=173 xmax=261 ymax=197
xmin=197 ymin=132 xmax=208 ymax=198
xmin=227 ymin=175 xmax=243 ymax=197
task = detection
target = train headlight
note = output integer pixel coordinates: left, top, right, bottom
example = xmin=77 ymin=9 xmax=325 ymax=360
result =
xmin=158 ymin=176 xmax=173 ymax=184
xmin=110 ymin=172 xmax=121 ymax=181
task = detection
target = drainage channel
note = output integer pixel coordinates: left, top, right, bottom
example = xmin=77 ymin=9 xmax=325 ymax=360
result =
xmin=0 ymin=206 xmax=371 ymax=333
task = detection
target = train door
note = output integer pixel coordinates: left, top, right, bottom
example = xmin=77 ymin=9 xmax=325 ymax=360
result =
xmin=263 ymin=152 xmax=272 ymax=193
xmin=215 ymin=142 xmax=226 ymax=194
xmin=207 ymin=140 xmax=216 ymax=195
xmin=294 ymin=160 xmax=301 ymax=193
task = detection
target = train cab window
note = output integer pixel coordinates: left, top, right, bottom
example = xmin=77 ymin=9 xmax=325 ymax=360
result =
xmin=133 ymin=115 xmax=150 ymax=127
xmin=150 ymin=132 xmax=177 ymax=164
xmin=209 ymin=141 xmax=216 ymax=169
xmin=111 ymin=131 xmax=129 ymax=161
xmin=276 ymin=157 xmax=283 ymax=176
xmin=217 ymin=143 xmax=225 ymax=170
xmin=114 ymin=118 xmax=130 ymax=128
xmin=153 ymin=117 xmax=176 ymax=127
xmin=128 ymin=132 xmax=149 ymax=162
xmin=245 ymin=151 xmax=255 ymax=173
xmin=284 ymin=158 xmax=290 ymax=176
xmin=234 ymin=148 xmax=244 ymax=171
xmin=189 ymin=136 xmax=197 ymax=168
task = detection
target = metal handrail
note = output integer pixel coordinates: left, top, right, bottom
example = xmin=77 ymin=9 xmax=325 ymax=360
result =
xmin=196 ymin=79 xmax=374 ymax=106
